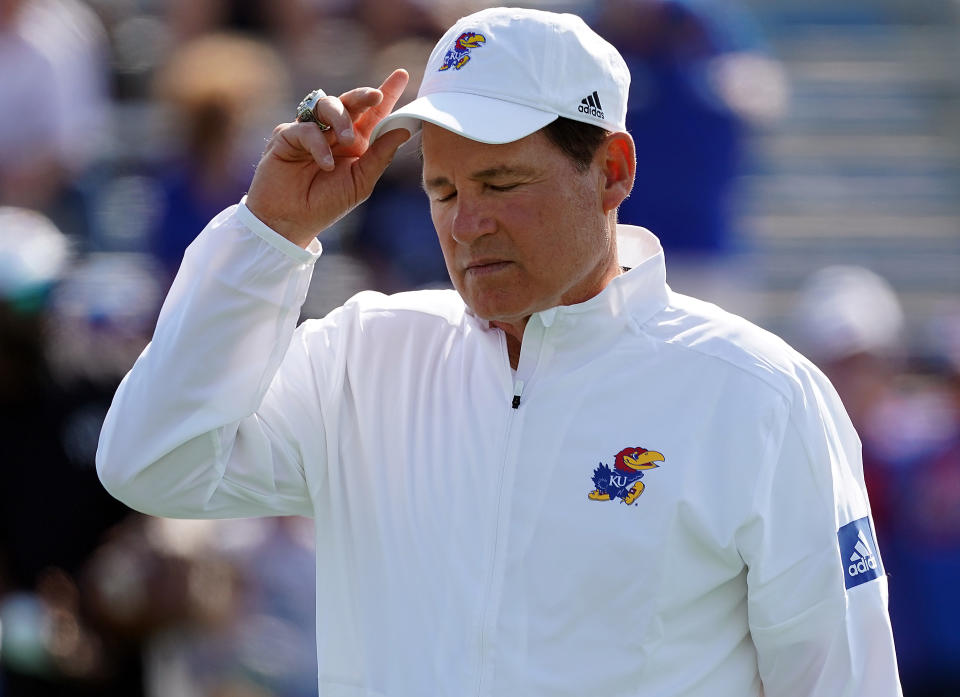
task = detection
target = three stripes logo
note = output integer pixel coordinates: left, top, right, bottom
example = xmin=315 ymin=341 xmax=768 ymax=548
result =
xmin=578 ymin=91 xmax=605 ymax=120
xmin=837 ymin=517 xmax=883 ymax=589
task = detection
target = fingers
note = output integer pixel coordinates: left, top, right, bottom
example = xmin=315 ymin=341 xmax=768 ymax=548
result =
xmin=264 ymin=69 xmax=411 ymax=172
xmin=270 ymin=122 xmax=336 ymax=171
xmin=340 ymin=86 xmax=384 ymax=119
xmin=377 ymin=69 xmax=410 ymax=116
xmin=352 ymin=127 xmax=411 ymax=198
xmin=298 ymin=70 xmax=409 ymax=147
xmin=311 ymin=94 xmax=356 ymax=146
xmin=355 ymin=69 xmax=410 ymax=138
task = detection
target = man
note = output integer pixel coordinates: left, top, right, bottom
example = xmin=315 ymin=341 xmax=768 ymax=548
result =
xmin=97 ymin=7 xmax=902 ymax=696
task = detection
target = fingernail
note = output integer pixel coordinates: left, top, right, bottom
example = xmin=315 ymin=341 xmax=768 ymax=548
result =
xmin=322 ymin=155 xmax=334 ymax=168
xmin=340 ymin=129 xmax=354 ymax=142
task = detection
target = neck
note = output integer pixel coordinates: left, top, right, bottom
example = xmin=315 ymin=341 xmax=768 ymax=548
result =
xmin=492 ymin=264 xmax=625 ymax=371
xmin=491 ymin=319 xmax=527 ymax=370
xmin=489 ymin=220 xmax=623 ymax=370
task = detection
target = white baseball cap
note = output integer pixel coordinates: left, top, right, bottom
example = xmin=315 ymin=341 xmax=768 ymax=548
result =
xmin=370 ymin=7 xmax=630 ymax=144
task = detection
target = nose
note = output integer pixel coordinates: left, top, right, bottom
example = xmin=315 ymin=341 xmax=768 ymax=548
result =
xmin=451 ymin=194 xmax=496 ymax=244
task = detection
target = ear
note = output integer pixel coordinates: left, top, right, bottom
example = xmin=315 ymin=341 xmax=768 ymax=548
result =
xmin=599 ymin=132 xmax=636 ymax=214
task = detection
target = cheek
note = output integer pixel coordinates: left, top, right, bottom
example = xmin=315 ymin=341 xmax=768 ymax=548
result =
xmin=428 ymin=201 xmax=442 ymax=231
xmin=515 ymin=190 xmax=582 ymax=246
xmin=429 ymin=205 xmax=451 ymax=247
xmin=495 ymin=193 xmax=549 ymax=240
xmin=429 ymin=207 xmax=460 ymax=276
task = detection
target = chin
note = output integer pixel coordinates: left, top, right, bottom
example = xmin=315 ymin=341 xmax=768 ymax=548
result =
xmin=459 ymin=281 xmax=548 ymax=325
xmin=469 ymin=305 xmax=508 ymax=322
xmin=470 ymin=299 xmax=543 ymax=327
xmin=467 ymin=300 xmax=524 ymax=323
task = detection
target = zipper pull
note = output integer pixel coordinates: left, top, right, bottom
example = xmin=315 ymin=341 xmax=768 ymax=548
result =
xmin=511 ymin=380 xmax=524 ymax=409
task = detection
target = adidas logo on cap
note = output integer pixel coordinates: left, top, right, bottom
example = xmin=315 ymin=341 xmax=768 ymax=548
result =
xmin=578 ymin=91 xmax=604 ymax=120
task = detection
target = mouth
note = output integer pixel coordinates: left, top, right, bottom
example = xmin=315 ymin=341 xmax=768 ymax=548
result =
xmin=464 ymin=260 xmax=513 ymax=278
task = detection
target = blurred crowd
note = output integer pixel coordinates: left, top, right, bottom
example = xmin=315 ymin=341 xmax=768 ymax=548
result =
xmin=0 ymin=0 xmax=957 ymax=696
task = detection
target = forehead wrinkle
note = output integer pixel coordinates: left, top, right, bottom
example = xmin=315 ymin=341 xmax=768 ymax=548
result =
xmin=469 ymin=164 xmax=538 ymax=181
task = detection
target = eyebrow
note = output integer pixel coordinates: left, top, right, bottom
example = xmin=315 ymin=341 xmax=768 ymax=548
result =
xmin=422 ymin=165 xmax=539 ymax=192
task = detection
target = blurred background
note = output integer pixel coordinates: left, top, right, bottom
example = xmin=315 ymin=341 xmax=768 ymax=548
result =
xmin=0 ymin=0 xmax=957 ymax=695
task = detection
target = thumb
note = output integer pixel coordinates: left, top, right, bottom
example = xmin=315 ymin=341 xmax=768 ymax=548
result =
xmin=353 ymin=128 xmax=412 ymax=196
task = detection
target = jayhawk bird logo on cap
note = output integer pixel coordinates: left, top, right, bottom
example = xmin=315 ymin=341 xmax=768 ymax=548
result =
xmin=439 ymin=32 xmax=486 ymax=71
xmin=589 ymin=446 xmax=665 ymax=505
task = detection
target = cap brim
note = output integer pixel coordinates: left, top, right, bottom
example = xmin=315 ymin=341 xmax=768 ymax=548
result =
xmin=370 ymin=92 xmax=558 ymax=145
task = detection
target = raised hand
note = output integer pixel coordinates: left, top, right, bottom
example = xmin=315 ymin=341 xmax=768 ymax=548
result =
xmin=245 ymin=69 xmax=411 ymax=248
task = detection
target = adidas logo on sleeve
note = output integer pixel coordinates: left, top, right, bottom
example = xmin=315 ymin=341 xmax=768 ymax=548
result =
xmin=837 ymin=517 xmax=884 ymax=589
xmin=578 ymin=91 xmax=605 ymax=120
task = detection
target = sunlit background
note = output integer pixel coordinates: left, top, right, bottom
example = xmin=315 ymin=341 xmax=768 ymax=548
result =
xmin=1 ymin=0 xmax=958 ymax=695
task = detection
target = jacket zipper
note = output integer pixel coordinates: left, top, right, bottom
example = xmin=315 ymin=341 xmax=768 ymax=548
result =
xmin=511 ymin=380 xmax=524 ymax=409
xmin=475 ymin=399 xmax=519 ymax=696
xmin=475 ymin=322 xmax=546 ymax=695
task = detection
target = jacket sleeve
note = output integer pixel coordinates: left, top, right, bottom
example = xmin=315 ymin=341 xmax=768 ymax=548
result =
xmin=737 ymin=364 xmax=902 ymax=696
xmin=96 ymin=201 xmax=324 ymax=519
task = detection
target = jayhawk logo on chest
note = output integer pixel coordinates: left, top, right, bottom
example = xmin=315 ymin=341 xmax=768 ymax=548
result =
xmin=589 ymin=446 xmax=665 ymax=505
xmin=439 ymin=32 xmax=486 ymax=71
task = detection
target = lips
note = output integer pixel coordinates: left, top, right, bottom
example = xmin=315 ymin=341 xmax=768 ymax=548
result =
xmin=464 ymin=260 xmax=513 ymax=277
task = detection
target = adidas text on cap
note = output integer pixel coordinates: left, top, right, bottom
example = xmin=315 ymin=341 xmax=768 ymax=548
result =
xmin=370 ymin=7 xmax=630 ymax=144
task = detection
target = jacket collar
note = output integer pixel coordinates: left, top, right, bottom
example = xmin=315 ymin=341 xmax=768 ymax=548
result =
xmin=530 ymin=224 xmax=669 ymax=336
xmin=464 ymin=224 xmax=670 ymax=351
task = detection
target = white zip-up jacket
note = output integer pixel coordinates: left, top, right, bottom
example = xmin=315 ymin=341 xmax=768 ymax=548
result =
xmin=97 ymin=202 xmax=902 ymax=697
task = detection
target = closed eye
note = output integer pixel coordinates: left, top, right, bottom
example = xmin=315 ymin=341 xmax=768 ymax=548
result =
xmin=430 ymin=183 xmax=520 ymax=202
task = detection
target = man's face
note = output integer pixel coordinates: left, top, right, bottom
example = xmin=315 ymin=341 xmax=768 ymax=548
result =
xmin=421 ymin=123 xmax=619 ymax=327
